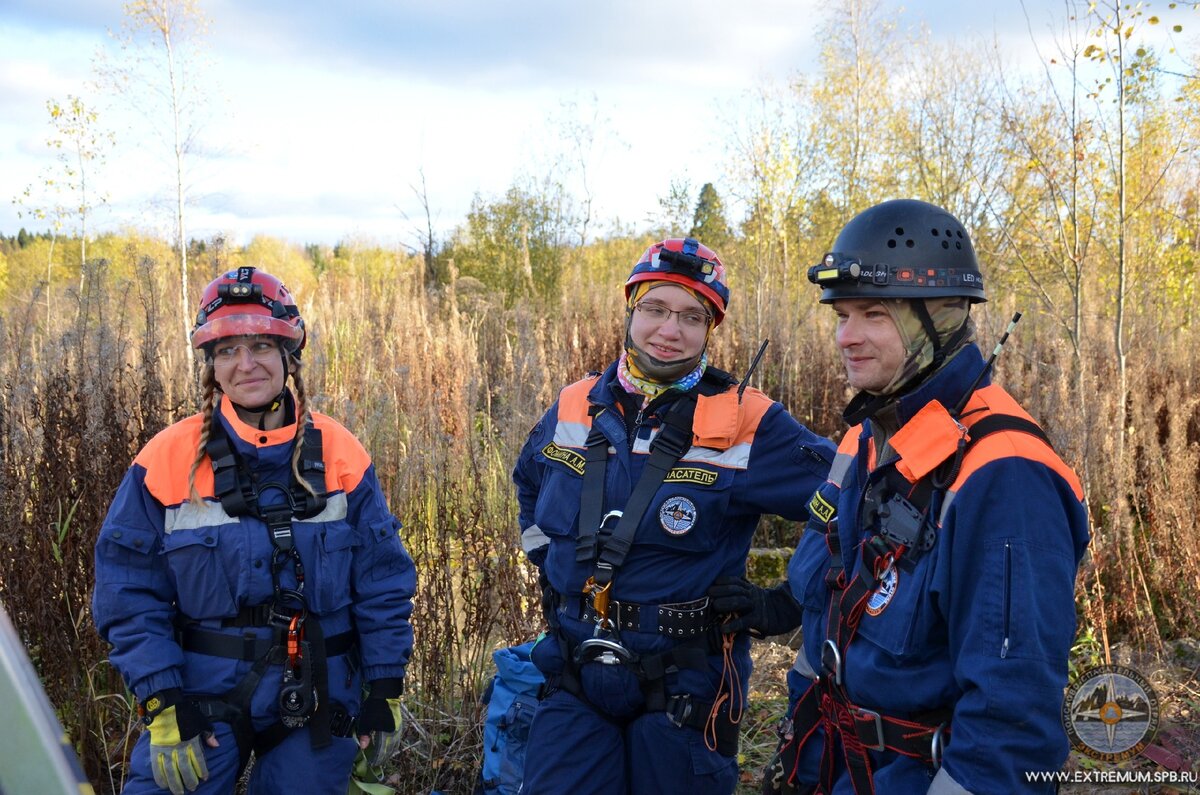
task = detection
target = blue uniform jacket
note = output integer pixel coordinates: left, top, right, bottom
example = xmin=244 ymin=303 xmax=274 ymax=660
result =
xmin=786 ymin=345 xmax=1090 ymax=794
xmin=93 ymin=396 xmax=416 ymax=703
xmin=514 ymin=362 xmax=833 ymax=667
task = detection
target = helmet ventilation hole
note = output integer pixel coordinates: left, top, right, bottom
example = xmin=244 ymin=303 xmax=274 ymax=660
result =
xmin=887 ymin=239 xmax=897 ymax=248
xmin=906 ymin=239 xmax=915 ymax=248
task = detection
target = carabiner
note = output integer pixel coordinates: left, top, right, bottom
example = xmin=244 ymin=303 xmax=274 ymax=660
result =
xmin=582 ymin=576 xmax=613 ymax=622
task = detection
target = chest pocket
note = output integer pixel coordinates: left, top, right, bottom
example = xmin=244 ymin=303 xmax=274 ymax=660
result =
xmin=854 ymin=546 xmax=944 ymax=659
xmin=295 ymin=518 xmax=360 ymax=615
xmin=532 ymin=456 xmax=585 ymax=540
xmin=162 ymin=526 xmax=239 ymax=619
xmin=634 ymin=465 xmax=733 ymax=554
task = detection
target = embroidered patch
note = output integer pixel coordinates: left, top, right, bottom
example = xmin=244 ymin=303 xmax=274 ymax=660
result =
xmin=665 ymin=467 xmax=718 ymax=487
xmin=865 ymin=567 xmax=899 ymax=616
xmin=808 ymin=491 xmax=836 ymax=524
xmin=659 ymin=496 xmax=698 ymax=536
xmin=541 ymin=442 xmax=585 ymax=475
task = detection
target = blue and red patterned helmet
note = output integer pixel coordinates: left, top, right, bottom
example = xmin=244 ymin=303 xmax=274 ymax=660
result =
xmin=624 ymin=238 xmax=730 ymax=325
xmin=190 ymin=267 xmax=306 ymax=352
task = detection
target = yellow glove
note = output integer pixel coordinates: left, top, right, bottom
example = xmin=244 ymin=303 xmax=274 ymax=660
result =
xmin=143 ymin=689 xmax=210 ymax=795
xmin=357 ymin=679 xmax=404 ymax=767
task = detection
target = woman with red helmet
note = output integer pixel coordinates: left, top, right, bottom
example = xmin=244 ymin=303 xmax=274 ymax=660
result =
xmin=93 ymin=267 xmax=416 ymax=794
xmin=512 ymin=238 xmax=834 ymax=794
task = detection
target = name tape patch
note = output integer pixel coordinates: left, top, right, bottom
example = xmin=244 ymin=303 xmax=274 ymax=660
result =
xmin=665 ymin=467 xmax=718 ymax=487
xmin=541 ymin=442 xmax=586 ymax=475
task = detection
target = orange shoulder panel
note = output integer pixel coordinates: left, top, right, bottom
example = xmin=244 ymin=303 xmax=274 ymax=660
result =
xmin=311 ymin=412 xmax=372 ymax=495
xmin=951 ymin=385 xmax=1083 ymax=500
xmin=694 ymin=386 xmax=774 ymax=450
xmin=135 ymin=413 xmax=212 ymax=506
xmin=557 ymin=375 xmax=601 ymax=425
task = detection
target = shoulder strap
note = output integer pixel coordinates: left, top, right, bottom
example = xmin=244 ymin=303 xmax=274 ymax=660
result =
xmin=206 ymin=418 xmax=328 ymax=520
xmin=207 ymin=420 xmax=256 ymax=517
xmin=574 ymin=391 xmax=702 ymax=584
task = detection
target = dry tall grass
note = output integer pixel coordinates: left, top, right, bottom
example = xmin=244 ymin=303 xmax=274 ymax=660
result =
xmin=0 ymin=240 xmax=1197 ymax=793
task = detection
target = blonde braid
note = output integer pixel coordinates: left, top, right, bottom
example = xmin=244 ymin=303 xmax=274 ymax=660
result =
xmin=290 ymin=355 xmax=320 ymax=500
xmin=187 ymin=364 xmax=218 ymax=505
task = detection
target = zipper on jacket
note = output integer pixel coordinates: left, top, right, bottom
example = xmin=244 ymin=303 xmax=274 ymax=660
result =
xmin=800 ymin=444 xmax=832 ymax=466
xmin=1001 ymin=541 xmax=1012 ymax=659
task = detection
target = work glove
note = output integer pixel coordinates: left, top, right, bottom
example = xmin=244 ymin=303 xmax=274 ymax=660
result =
xmin=357 ymin=678 xmax=404 ymax=767
xmin=708 ymin=576 xmax=803 ymax=638
xmin=142 ymin=688 xmax=211 ymax=795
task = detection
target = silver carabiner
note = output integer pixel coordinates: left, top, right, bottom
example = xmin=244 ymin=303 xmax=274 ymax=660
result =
xmin=931 ymin=723 xmax=947 ymax=770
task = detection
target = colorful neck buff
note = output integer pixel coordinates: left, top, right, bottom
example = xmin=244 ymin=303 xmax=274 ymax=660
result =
xmin=617 ymin=350 xmax=708 ymax=405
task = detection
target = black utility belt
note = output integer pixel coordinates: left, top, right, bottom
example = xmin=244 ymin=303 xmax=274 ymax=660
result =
xmin=560 ymin=594 xmax=714 ymax=637
xmin=179 ymin=625 xmax=356 ymax=662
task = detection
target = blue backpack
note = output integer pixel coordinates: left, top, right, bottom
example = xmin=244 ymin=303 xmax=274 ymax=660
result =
xmin=475 ymin=641 xmax=544 ymax=795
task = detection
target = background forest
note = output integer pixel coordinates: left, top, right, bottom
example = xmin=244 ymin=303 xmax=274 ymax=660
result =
xmin=2 ymin=0 xmax=1199 ymax=792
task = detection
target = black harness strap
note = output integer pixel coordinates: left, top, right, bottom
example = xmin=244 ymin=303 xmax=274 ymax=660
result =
xmin=574 ymin=370 xmax=734 ymax=587
xmin=196 ymin=414 xmax=338 ymax=759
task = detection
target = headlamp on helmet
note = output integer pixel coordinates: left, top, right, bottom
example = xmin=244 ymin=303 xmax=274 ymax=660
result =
xmin=809 ymin=199 xmax=986 ymax=304
xmin=191 ymin=266 xmax=306 ymax=353
xmin=625 ymin=237 xmax=730 ymax=325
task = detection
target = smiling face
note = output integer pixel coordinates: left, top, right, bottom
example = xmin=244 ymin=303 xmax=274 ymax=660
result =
xmin=211 ymin=335 xmax=287 ymax=408
xmin=628 ymin=284 xmax=711 ymax=365
xmin=832 ymin=298 xmax=907 ymax=394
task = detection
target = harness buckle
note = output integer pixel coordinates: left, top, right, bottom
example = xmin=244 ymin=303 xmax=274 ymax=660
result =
xmin=574 ymin=637 xmax=633 ymax=666
xmin=821 ymin=639 xmax=843 ymax=687
xmin=665 ymin=694 xmax=693 ymax=729
xmin=931 ymin=723 xmax=947 ymax=770
xmin=852 ymin=707 xmax=885 ymax=752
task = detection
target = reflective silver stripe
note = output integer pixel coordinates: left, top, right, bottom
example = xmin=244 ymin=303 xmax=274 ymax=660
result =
xmin=680 ymin=444 xmax=751 ymax=470
xmin=938 ymin=489 xmax=958 ymax=527
xmin=165 ymin=499 xmax=237 ymax=534
xmin=521 ymin=523 xmax=550 ymax=554
xmin=631 ymin=428 xmax=752 ymax=469
xmin=827 ymin=450 xmax=854 ymax=487
xmin=791 ymin=647 xmax=818 ymax=681
xmin=553 ymin=421 xmax=590 ymax=449
xmin=928 ymin=767 xmax=973 ymax=794
xmin=165 ymin=491 xmax=348 ymax=533
xmin=295 ymin=492 xmax=348 ymax=524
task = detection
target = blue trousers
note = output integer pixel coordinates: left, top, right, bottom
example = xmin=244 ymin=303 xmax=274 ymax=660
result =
xmin=122 ymin=718 xmax=359 ymax=794
xmin=522 ymin=688 xmax=738 ymax=795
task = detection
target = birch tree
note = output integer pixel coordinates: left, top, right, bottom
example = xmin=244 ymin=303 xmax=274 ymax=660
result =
xmin=98 ymin=0 xmax=211 ymax=370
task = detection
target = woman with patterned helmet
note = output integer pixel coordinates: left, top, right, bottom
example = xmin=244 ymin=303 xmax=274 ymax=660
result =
xmin=512 ymin=238 xmax=834 ymax=794
xmin=93 ymin=266 xmax=416 ymax=794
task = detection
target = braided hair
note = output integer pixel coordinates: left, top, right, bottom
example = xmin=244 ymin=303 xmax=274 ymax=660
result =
xmin=187 ymin=364 xmax=219 ymax=505
xmin=289 ymin=354 xmax=319 ymax=500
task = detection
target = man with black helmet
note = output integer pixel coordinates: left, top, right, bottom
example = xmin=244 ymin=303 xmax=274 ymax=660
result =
xmin=764 ymin=200 xmax=1090 ymax=794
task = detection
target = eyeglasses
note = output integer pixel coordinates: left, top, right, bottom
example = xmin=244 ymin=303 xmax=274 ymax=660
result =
xmin=210 ymin=339 xmax=280 ymax=367
xmin=633 ymin=301 xmax=712 ymax=330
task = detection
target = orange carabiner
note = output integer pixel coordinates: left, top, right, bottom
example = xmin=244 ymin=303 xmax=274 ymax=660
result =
xmin=582 ymin=576 xmax=613 ymax=622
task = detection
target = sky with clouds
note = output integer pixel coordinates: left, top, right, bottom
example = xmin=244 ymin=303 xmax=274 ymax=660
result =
xmin=0 ymin=0 xmax=1178 ymax=248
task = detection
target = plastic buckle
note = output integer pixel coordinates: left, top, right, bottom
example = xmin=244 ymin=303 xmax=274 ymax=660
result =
xmin=821 ymin=639 xmax=843 ymax=687
xmin=931 ymin=723 xmax=947 ymax=770
xmin=665 ymin=694 xmax=693 ymax=729
xmin=852 ymin=707 xmax=885 ymax=752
